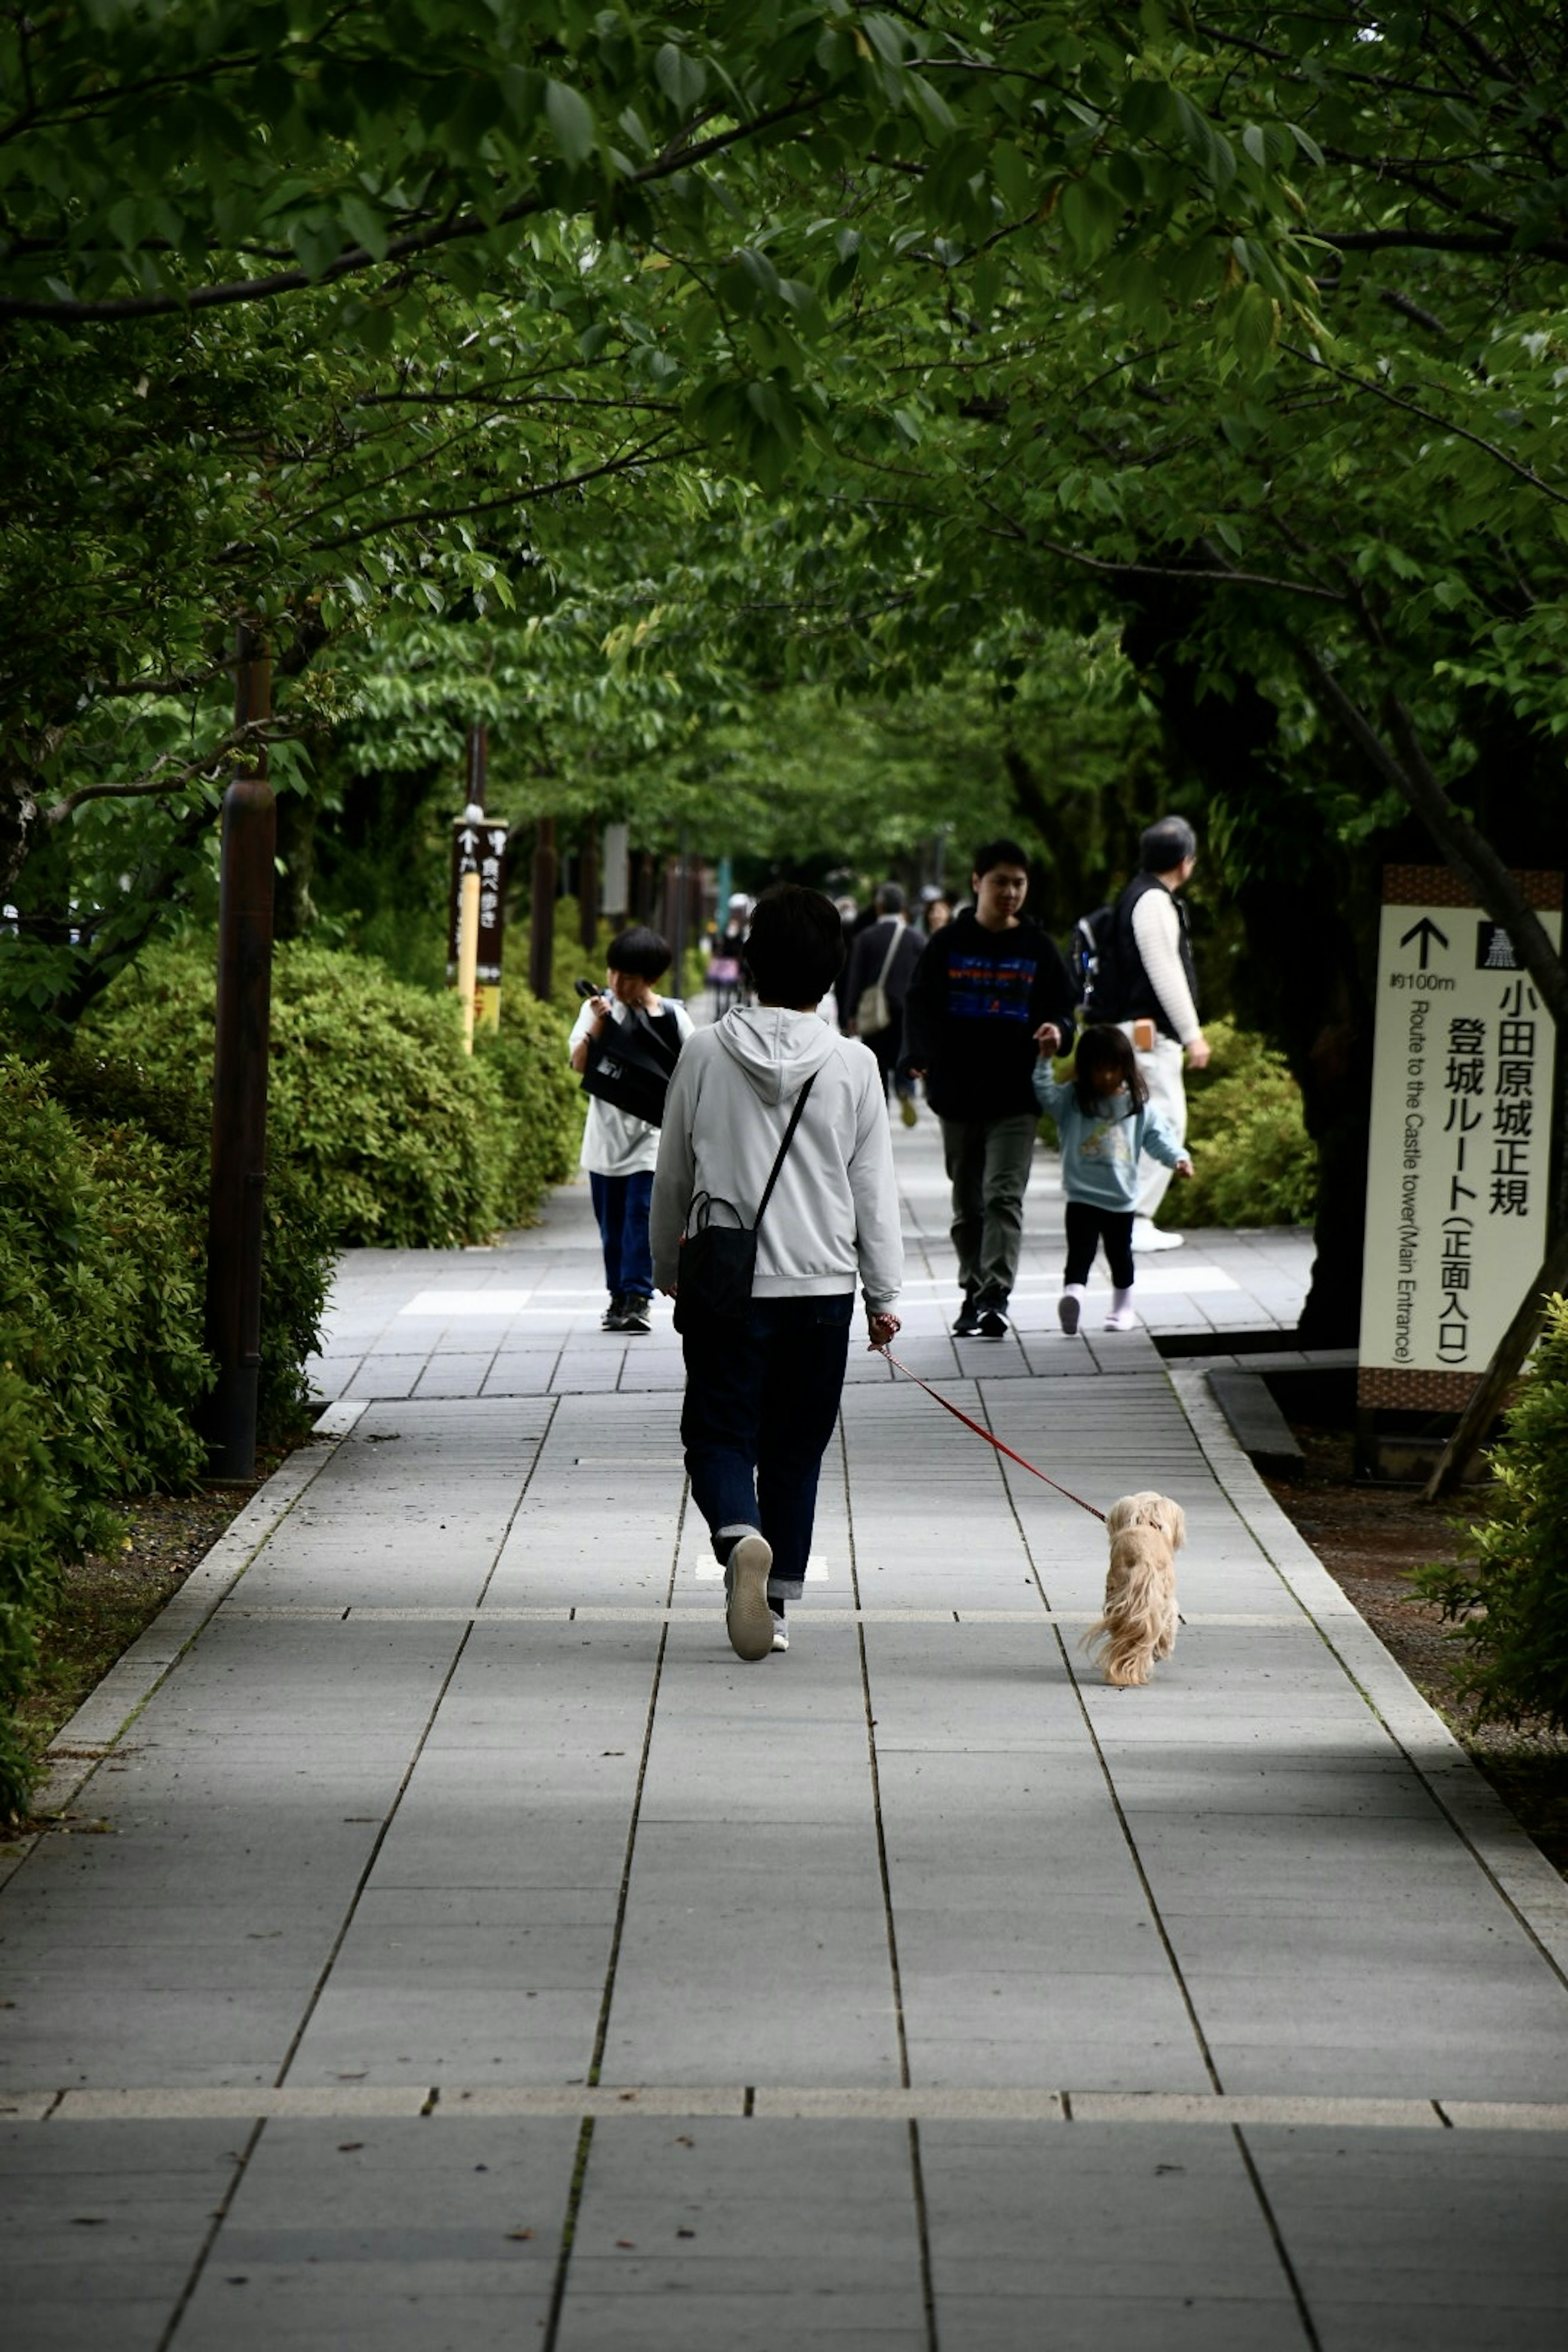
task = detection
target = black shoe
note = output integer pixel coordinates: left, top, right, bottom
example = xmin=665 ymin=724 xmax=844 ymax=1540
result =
xmin=952 ymin=1299 xmax=982 ymax=1337
xmin=978 ymin=1306 xmax=1009 ymax=1339
xmin=620 ymin=1295 xmax=652 ymax=1334
xmin=601 ymin=1293 xmax=627 ymax=1331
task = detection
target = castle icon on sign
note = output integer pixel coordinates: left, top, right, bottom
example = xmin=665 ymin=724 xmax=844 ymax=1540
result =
xmin=1477 ymin=922 xmax=1518 ymax=970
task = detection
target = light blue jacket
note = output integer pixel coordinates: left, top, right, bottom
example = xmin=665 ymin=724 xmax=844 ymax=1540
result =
xmin=1033 ymin=1070 xmax=1184 ymax=1212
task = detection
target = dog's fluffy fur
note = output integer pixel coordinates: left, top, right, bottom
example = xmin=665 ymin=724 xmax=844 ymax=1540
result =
xmin=1086 ymin=1490 xmax=1186 ymax=1687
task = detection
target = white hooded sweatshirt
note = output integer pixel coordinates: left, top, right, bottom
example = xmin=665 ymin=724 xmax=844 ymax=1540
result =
xmin=650 ymin=1006 xmax=902 ymax=1308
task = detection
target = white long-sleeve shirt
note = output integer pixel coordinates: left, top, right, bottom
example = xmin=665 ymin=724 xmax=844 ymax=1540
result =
xmin=1129 ymin=886 xmax=1201 ymax=1045
xmin=650 ymin=1007 xmax=902 ymax=1307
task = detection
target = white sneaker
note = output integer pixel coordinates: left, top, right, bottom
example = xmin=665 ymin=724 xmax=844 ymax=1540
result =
xmin=1133 ymin=1219 xmax=1184 ymax=1252
xmin=724 ymin=1533 xmax=774 ymax=1662
xmin=771 ymin=1610 xmax=789 ymax=1654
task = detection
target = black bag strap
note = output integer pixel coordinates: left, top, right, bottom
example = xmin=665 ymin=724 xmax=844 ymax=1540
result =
xmin=629 ymin=1003 xmax=682 ymax=1069
xmin=753 ymin=1072 xmax=817 ymax=1233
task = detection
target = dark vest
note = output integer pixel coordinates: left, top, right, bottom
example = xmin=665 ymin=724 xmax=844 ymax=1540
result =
xmin=1098 ymin=874 xmax=1197 ymax=1039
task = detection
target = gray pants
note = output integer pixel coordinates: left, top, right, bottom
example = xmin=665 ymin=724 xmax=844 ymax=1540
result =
xmin=940 ymin=1112 xmax=1038 ymax=1305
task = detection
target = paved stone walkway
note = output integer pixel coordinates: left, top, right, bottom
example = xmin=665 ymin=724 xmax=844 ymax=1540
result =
xmin=4 ymin=1114 xmax=1568 ymax=2349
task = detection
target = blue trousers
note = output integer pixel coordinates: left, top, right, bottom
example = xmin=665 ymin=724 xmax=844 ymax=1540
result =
xmin=680 ymin=1294 xmax=854 ymax=1593
xmin=589 ymin=1170 xmax=655 ymax=1300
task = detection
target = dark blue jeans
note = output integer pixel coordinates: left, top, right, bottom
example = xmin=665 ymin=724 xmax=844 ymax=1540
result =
xmin=680 ymin=1293 xmax=855 ymax=1594
xmin=590 ymin=1170 xmax=655 ymax=1300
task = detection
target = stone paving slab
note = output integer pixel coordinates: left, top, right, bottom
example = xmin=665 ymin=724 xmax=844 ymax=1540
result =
xmin=4 ymin=1111 xmax=1567 ymax=2345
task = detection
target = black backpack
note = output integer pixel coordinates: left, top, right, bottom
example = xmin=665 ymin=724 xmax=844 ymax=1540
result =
xmin=1068 ymin=904 xmax=1115 ymax=1009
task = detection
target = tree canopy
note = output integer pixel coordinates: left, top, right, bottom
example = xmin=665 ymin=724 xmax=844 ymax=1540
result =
xmin=3 ymin=3 xmax=1564 ymax=1067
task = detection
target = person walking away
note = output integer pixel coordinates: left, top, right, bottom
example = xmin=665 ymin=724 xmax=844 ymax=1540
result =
xmin=1033 ymin=1025 xmax=1193 ymax=1332
xmin=844 ymin=881 xmax=925 ymax=1125
xmin=569 ymin=926 xmax=695 ymax=1334
xmin=708 ymin=892 xmax=751 ymax=1013
xmin=1092 ymin=816 xmax=1210 ymax=1252
xmin=652 ymin=885 xmax=902 ymax=1660
xmin=902 ymin=838 xmax=1076 ymax=1339
xmin=831 ymin=895 xmax=867 ymax=1029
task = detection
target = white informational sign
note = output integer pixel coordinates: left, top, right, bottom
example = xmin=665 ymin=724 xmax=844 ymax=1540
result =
xmin=1360 ymin=888 xmax=1561 ymax=1382
xmin=601 ymin=822 xmax=630 ymax=920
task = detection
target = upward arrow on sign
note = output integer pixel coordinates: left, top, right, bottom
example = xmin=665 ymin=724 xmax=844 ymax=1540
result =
xmin=1399 ymin=917 xmax=1449 ymax=969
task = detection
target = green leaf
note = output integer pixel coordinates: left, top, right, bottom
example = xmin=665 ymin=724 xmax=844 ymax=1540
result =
xmin=545 ymin=80 xmax=595 ymax=169
xmin=654 ymin=44 xmax=706 ymax=114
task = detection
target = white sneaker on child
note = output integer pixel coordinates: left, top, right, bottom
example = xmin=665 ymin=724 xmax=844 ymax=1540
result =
xmin=1104 ymin=1287 xmax=1138 ymax=1332
xmin=1057 ymin=1285 xmax=1087 ymax=1336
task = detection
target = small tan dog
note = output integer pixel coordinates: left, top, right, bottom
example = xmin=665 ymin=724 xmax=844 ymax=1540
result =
xmin=1087 ymin=1490 xmax=1186 ymax=1687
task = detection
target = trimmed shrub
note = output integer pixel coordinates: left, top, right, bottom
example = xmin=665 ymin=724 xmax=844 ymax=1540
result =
xmin=0 ymin=1049 xmax=256 ymax=1820
xmin=0 ymin=1363 xmax=70 ymax=1816
xmin=0 ymin=1056 xmax=207 ymax=1515
xmin=89 ymin=938 xmax=581 ymax=1245
xmin=43 ymin=1046 xmax=330 ymax=1444
xmin=478 ymin=987 xmax=585 ymax=1228
xmin=1159 ymin=1018 xmax=1316 ymax=1229
xmin=1416 ymin=1296 xmax=1568 ymax=1733
xmin=90 ymin=942 xmax=505 ymax=1246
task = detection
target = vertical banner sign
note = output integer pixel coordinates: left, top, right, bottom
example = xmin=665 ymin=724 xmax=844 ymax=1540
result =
xmin=601 ymin=822 xmax=630 ymax=922
xmin=447 ymin=816 xmax=510 ymax=1030
xmin=474 ymin=820 xmax=508 ymax=1030
xmin=1359 ymin=866 xmax=1562 ymax=1410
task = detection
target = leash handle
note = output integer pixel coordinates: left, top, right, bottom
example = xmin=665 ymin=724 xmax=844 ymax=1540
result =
xmin=876 ymin=1347 xmax=1107 ymax=1523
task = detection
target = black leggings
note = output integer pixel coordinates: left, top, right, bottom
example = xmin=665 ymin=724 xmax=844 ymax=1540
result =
xmin=1065 ymin=1201 xmax=1134 ymax=1289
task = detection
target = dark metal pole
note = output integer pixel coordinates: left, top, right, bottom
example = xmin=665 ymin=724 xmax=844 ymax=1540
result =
xmin=203 ymin=624 xmax=275 ymax=1481
xmin=528 ymin=815 xmax=558 ymax=1000
xmin=578 ymin=821 xmax=599 ymax=953
xmin=671 ymin=825 xmax=689 ymax=993
xmin=466 ymin=721 xmax=487 ymax=812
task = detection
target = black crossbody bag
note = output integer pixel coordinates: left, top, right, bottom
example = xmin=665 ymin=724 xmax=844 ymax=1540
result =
xmin=673 ymin=1074 xmax=817 ymax=1332
xmin=581 ymin=1007 xmax=682 ymax=1128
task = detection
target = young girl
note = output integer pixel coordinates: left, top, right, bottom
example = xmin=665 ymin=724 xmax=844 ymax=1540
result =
xmin=569 ymin=927 xmax=695 ymax=1333
xmin=1033 ymin=1025 xmax=1193 ymax=1333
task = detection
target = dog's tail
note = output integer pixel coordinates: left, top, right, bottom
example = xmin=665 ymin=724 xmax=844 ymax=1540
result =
xmin=1084 ymin=1551 xmax=1168 ymax=1688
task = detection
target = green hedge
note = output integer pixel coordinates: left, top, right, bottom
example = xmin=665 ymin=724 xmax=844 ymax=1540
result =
xmin=88 ymin=941 xmax=581 ymax=1246
xmin=1417 ymin=1296 xmax=1568 ymax=1734
xmin=1158 ymin=1018 xmax=1316 ymax=1229
xmin=479 ymin=987 xmax=585 ymax=1223
xmin=2 ymin=941 xmax=579 ymax=1816
xmin=0 ymin=1361 xmax=72 ymax=1818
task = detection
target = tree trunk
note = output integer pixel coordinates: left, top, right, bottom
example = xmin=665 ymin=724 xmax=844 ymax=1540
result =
xmin=528 ymin=817 xmax=558 ymax=1000
xmin=1119 ymin=590 xmax=1401 ymax=1345
xmin=273 ymin=786 xmax=318 ymax=942
xmin=1423 ymin=1232 xmax=1568 ymax=1499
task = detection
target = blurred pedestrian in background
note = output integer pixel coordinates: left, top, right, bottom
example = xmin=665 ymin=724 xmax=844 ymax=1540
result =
xmin=844 ymin=881 xmax=925 ymax=1125
xmin=1089 ymin=816 xmax=1209 ymax=1253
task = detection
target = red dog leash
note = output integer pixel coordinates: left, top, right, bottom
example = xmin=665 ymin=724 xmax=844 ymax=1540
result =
xmin=876 ymin=1347 xmax=1107 ymax=1523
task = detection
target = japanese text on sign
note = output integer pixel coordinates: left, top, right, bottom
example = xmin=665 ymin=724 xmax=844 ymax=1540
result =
xmin=1362 ymin=893 xmax=1559 ymax=1381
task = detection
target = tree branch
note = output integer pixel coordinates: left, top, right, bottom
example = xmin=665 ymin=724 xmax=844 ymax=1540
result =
xmin=1281 ymin=343 xmax=1568 ymax=514
xmin=1297 ymin=646 xmax=1568 ymax=1031
xmin=0 ymin=95 xmax=827 ymax=322
xmin=46 ymin=721 xmax=277 ymax=824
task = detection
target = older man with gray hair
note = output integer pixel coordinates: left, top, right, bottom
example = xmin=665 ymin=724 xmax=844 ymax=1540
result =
xmin=1094 ymin=816 xmax=1211 ymax=1252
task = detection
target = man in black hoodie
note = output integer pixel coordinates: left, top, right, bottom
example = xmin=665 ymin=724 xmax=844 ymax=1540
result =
xmin=903 ymin=839 xmax=1076 ymax=1337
